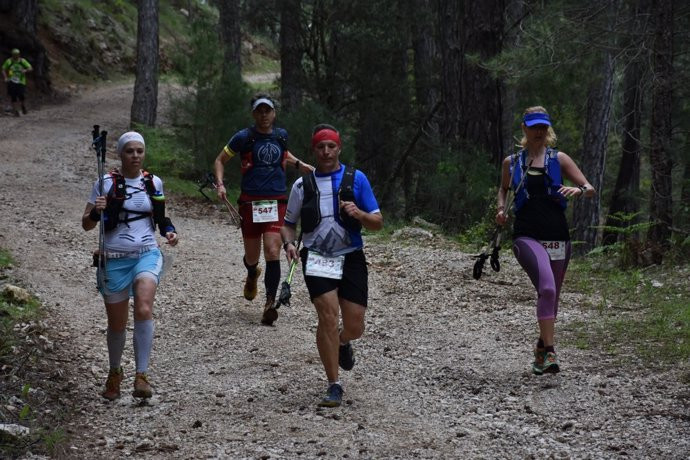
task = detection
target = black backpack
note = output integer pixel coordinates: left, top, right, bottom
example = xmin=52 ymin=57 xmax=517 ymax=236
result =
xmin=102 ymin=171 xmax=172 ymax=236
xmin=301 ymin=165 xmax=361 ymax=233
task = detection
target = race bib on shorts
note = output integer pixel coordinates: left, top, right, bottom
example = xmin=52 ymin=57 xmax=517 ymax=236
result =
xmin=10 ymin=75 xmax=20 ymax=83
xmin=539 ymin=240 xmax=566 ymax=260
xmin=305 ymin=250 xmax=345 ymax=279
xmin=251 ymin=200 xmax=278 ymax=223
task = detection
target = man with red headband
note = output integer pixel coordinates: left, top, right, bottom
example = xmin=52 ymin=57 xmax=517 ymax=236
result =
xmin=214 ymin=94 xmax=313 ymax=325
xmin=280 ymin=123 xmax=383 ymax=407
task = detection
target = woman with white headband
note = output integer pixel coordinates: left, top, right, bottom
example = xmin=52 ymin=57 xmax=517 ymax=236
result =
xmin=82 ymin=131 xmax=179 ymax=401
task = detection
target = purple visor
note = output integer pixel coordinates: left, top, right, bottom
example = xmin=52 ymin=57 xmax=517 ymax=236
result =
xmin=523 ymin=112 xmax=551 ymax=127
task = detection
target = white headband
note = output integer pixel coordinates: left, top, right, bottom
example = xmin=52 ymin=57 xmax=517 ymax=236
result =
xmin=117 ymin=131 xmax=145 ymax=154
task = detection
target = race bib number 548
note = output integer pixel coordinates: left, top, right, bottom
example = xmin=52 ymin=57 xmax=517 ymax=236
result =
xmin=539 ymin=240 xmax=566 ymax=260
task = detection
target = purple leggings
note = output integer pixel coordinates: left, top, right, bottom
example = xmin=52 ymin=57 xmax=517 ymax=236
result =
xmin=512 ymin=237 xmax=571 ymax=320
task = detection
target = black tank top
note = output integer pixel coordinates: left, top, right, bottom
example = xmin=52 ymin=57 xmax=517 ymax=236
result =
xmin=513 ymin=167 xmax=570 ymax=241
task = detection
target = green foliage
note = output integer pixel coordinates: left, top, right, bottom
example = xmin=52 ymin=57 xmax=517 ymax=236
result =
xmin=167 ymin=13 xmax=251 ymax=181
xmin=567 ymin=255 xmax=690 ymax=364
xmin=415 ymin=145 xmax=495 ymax=231
xmin=0 ymin=248 xmax=12 ymax=268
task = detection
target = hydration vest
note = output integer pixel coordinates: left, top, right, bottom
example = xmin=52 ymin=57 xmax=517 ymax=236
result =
xmin=239 ymin=126 xmax=288 ymax=176
xmin=509 ymin=148 xmax=567 ymax=212
xmin=103 ymin=171 xmax=174 ymax=236
xmin=301 ymin=165 xmax=361 ymax=233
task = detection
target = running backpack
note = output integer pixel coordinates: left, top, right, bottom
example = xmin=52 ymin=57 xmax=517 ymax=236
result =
xmin=300 ymin=165 xmax=361 ymax=233
xmin=239 ymin=127 xmax=288 ymax=175
xmin=102 ymin=170 xmax=174 ymax=236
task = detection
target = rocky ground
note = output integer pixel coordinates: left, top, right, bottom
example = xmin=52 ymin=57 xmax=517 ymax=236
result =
xmin=0 ymin=84 xmax=688 ymax=459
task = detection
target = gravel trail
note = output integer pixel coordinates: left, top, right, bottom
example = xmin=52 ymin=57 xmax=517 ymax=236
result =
xmin=0 ymin=84 xmax=687 ymax=459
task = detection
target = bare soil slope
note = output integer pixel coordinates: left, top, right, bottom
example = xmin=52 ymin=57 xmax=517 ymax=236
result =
xmin=0 ymin=85 xmax=688 ymax=459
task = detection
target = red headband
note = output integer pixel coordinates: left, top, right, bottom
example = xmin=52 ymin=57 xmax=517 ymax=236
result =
xmin=311 ymin=129 xmax=341 ymax=148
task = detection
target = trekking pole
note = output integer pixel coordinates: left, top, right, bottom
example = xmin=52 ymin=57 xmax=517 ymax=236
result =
xmin=473 ymin=158 xmax=533 ymax=280
xmin=208 ymin=176 xmax=241 ymax=228
xmin=92 ymin=125 xmax=108 ymax=292
xmin=274 ymin=233 xmax=302 ymax=309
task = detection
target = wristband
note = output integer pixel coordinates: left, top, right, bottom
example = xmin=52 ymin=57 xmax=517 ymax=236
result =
xmin=283 ymin=240 xmax=296 ymax=251
xmin=88 ymin=208 xmax=101 ymax=222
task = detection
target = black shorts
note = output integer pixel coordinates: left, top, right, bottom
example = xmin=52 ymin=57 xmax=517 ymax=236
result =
xmin=7 ymin=82 xmax=25 ymax=102
xmin=300 ymin=248 xmax=368 ymax=307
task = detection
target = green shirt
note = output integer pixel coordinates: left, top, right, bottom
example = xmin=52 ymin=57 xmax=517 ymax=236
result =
xmin=2 ymin=58 xmax=32 ymax=86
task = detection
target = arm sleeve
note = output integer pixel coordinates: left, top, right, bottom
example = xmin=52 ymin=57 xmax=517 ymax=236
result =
xmin=354 ymin=171 xmax=380 ymax=214
xmin=284 ymin=178 xmax=305 ymax=225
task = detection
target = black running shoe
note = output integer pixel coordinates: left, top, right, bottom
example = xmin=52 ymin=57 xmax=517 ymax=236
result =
xmin=339 ymin=342 xmax=355 ymax=371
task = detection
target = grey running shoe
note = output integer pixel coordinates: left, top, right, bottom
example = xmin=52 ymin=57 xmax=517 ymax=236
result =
xmin=318 ymin=383 xmax=343 ymax=408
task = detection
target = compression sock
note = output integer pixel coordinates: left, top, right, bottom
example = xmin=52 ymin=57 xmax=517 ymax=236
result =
xmin=133 ymin=319 xmax=155 ymax=373
xmin=106 ymin=328 xmax=126 ymax=370
xmin=243 ymin=256 xmax=259 ymax=278
xmin=265 ymin=260 xmax=281 ymax=298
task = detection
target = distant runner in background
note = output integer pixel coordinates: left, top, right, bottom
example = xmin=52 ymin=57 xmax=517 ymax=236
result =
xmin=82 ymin=131 xmax=179 ymax=400
xmin=2 ymin=48 xmax=32 ymax=116
xmin=496 ymin=106 xmax=595 ymax=375
xmin=280 ymin=124 xmax=383 ymax=407
xmin=214 ymin=94 xmax=313 ymax=326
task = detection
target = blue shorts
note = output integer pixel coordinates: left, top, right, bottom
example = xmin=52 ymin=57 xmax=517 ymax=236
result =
xmin=100 ymin=248 xmax=163 ymax=302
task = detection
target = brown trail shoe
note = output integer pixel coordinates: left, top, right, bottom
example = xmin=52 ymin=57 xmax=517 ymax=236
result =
xmin=243 ymin=266 xmax=261 ymax=301
xmin=132 ymin=372 xmax=153 ymax=399
xmin=261 ymin=296 xmax=278 ymax=326
xmin=102 ymin=367 xmax=123 ymax=401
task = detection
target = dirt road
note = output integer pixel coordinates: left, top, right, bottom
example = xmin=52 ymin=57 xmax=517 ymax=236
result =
xmin=0 ymin=84 xmax=687 ymax=459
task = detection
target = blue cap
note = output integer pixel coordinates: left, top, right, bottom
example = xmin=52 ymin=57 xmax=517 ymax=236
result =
xmin=523 ymin=112 xmax=551 ymax=127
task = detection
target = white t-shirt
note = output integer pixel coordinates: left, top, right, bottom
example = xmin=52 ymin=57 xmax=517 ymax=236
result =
xmin=89 ymin=174 xmax=163 ymax=252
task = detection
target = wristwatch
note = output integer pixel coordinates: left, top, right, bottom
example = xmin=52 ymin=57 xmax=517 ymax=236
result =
xmin=283 ymin=240 xmax=296 ymax=251
xmin=578 ymin=185 xmax=587 ymax=195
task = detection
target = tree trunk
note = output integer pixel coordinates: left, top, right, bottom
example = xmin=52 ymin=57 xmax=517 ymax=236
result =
xmin=571 ymin=3 xmax=617 ymax=255
xmin=215 ymin=0 xmax=242 ymax=77
xmin=602 ymin=0 xmax=650 ymax=245
xmin=602 ymin=58 xmax=644 ymax=246
xmin=280 ymin=0 xmax=303 ymax=112
xmin=131 ymin=0 xmax=159 ymax=128
xmin=437 ymin=0 xmax=505 ymax=164
xmin=646 ymin=0 xmax=674 ymax=257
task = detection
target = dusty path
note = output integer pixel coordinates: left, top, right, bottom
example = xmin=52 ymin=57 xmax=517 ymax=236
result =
xmin=0 ymin=84 xmax=688 ymax=459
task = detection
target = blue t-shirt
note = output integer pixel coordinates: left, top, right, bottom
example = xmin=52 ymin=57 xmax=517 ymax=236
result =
xmin=225 ymin=127 xmax=288 ymax=197
xmin=285 ymin=164 xmax=380 ymax=256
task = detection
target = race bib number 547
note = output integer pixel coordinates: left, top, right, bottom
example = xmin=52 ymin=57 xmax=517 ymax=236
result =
xmin=539 ymin=240 xmax=566 ymax=260
xmin=251 ymin=200 xmax=278 ymax=223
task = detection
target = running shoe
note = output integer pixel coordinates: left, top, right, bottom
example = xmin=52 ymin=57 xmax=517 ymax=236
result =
xmin=541 ymin=351 xmax=560 ymax=374
xmin=132 ymin=372 xmax=153 ymax=399
xmin=101 ymin=367 xmax=122 ymax=401
xmin=243 ymin=266 xmax=261 ymax=301
xmin=261 ymin=296 xmax=278 ymax=326
xmin=21 ymin=104 xmax=27 ymax=114
xmin=318 ymin=383 xmax=343 ymax=408
xmin=339 ymin=342 xmax=355 ymax=371
xmin=532 ymin=347 xmax=546 ymax=375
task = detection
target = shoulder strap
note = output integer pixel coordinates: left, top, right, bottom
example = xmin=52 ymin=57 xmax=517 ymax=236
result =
xmin=339 ymin=165 xmax=356 ymax=195
xmin=109 ymin=172 xmax=126 ymax=199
